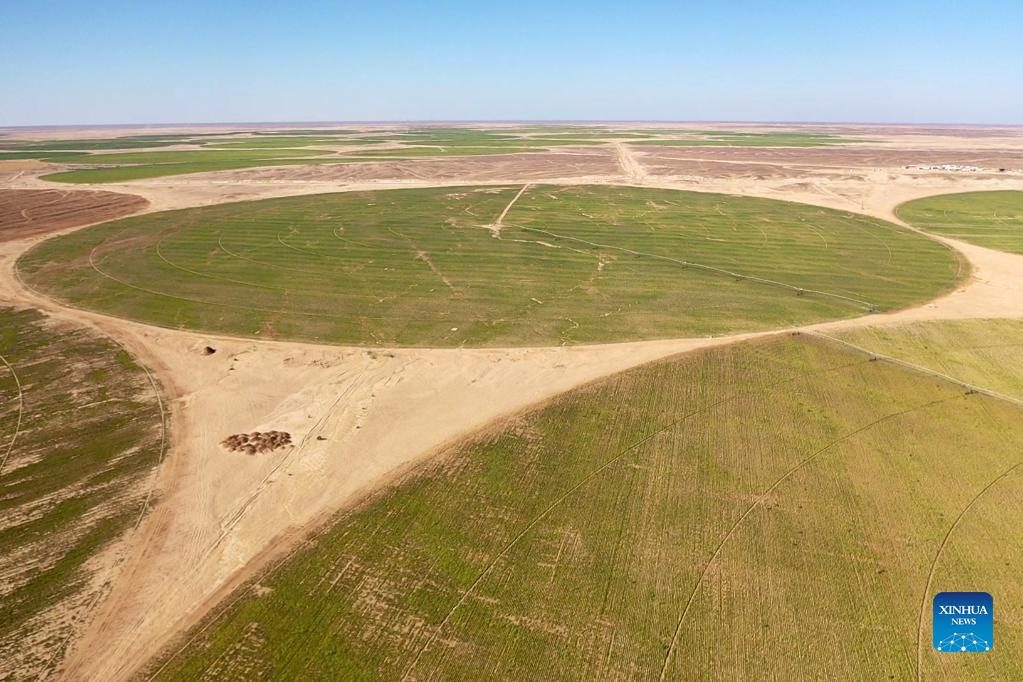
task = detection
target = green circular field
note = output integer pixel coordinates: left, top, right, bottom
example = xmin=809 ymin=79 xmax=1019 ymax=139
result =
xmin=20 ymin=185 xmax=961 ymax=346
xmin=897 ymin=190 xmax=1023 ymax=255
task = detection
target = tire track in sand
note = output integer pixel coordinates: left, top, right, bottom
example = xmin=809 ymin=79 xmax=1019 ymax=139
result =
xmin=614 ymin=142 xmax=648 ymax=181
xmin=0 ymin=353 xmax=24 ymax=476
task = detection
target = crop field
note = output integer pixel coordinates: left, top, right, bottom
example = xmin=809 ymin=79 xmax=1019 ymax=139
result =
xmin=203 ymin=137 xmax=382 ymax=149
xmin=0 ymin=307 xmax=164 ymax=679
xmin=897 ymin=191 xmax=1023 ymax=255
xmin=0 ymin=151 xmax=91 ymax=162
xmin=0 ymin=131 xmax=360 ymax=182
xmin=0 ymin=189 xmax=147 ymax=242
xmin=0 ymin=127 xmax=866 ymax=182
xmin=0 ymin=134 xmax=201 ymax=151
xmin=37 ymin=147 xmax=349 ymax=184
xmin=148 ymin=334 xmax=1023 ymax=680
xmin=345 ymin=146 xmax=542 ymax=158
xmin=835 ymin=319 xmax=1023 ymax=402
xmin=18 ymin=185 xmax=958 ymax=346
xmin=33 ymin=143 xmax=579 ymax=184
xmin=632 ymin=131 xmax=856 ymax=146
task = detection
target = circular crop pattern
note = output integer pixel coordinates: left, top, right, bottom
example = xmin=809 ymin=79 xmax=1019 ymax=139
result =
xmin=897 ymin=190 xmax=1023 ymax=255
xmin=20 ymin=185 xmax=960 ymax=346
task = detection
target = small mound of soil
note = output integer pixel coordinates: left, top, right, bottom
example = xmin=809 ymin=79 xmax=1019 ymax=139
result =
xmin=221 ymin=430 xmax=292 ymax=455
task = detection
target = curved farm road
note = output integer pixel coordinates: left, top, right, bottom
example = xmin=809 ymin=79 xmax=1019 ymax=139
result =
xmin=1 ymin=167 xmax=1022 ymax=680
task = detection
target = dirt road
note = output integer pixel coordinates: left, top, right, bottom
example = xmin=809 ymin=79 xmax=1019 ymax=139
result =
xmin=614 ymin=142 xmax=648 ymax=180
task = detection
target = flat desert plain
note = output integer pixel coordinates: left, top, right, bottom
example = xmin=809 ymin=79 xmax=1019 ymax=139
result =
xmin=1 ymin=123 xmax=1023 ymax=680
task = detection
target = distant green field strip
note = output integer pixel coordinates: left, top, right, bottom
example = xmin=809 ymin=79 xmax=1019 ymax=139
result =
xmin=202 ymin=137 xmax=383 ymax=149
xmin=835 ymin=319 xmax=1023 ymax=402
xmin=0 ymin=151 xmax=91 ymax=161
xmin=19 ymin=185 xmax=959 ymax=346
xmin=0 ymin=307 xmax=164 ymax=678
xmin=353 ymin=129 xmax=590 ymax=147
xmin=148 ymin=334 xmax=1023 ymax=680
xmin=60 ymin=148 xmax=336 ymax=165
xmin=39 ymin=152 xmax=349 ymax=183
xmin=528 ymin=132 xmax=660 ymax=140
xmin=632 ymin=132 xmax=857 ymax=147
xmin=403 ymin=138 xmax=593 ymax=148
xmin=344 ymin=146 xmax=539 ymax=158
xmin=0 ymin=135 xmax=198 ymax=151
xmin=251 ymin=128 xmax=361 ymax=136
xmin=897 ymin=191 xmax=1023 ymax=255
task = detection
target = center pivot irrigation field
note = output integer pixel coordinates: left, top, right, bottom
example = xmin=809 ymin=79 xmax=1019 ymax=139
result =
xmin=0 ymin=307 xmax=164 ymax=679
xmin=837 ymin=318 xmax=1023 ymax=404
xmin=19 ymin=185 xmax=960 ymax=346
xmin=897 ymin=190 xmax=1023 ymax=255
xmin=149 ymin=334 xmax=1023 ymax=680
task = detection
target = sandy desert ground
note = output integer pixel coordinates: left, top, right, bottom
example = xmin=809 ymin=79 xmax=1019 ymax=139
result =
xmin=2 ymin=123 xmax=1023 ymax=679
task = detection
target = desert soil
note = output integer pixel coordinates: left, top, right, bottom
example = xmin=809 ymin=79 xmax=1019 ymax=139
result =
xmin=1 ymin=124 xmax=1022 ymax=680
xmin=0 ymin=188 xmax=148 ymax=242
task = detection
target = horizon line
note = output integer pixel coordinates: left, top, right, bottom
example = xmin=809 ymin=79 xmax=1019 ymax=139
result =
xmin=3 ymin=118 xmax=1023 ymax=132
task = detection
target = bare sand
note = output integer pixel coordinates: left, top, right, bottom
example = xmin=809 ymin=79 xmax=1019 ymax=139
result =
xmin=1 ymin=125 xmax=1022 ymax=680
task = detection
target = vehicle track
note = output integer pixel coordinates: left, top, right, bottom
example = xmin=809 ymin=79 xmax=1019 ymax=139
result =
xmin=0 ymin=352 xmax=24 ymax=477
xmin=614 ymin=143 xmax=648 ymax=180
xmin=134 ymin=361 xmax=168 ymax=529
xmin=489 ymin=183 xmax=530 ymax=237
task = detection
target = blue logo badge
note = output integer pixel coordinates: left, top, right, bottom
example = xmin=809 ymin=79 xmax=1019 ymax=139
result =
xmin=933 ymin=592 xmax=993 ymax=652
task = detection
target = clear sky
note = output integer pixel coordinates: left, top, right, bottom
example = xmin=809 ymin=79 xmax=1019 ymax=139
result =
xmin=3 ymin=0 xmax=1021 ymax=126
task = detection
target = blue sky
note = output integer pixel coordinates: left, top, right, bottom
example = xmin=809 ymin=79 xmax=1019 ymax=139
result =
xmin=3 ymin=1 xmax=1021 ymax=126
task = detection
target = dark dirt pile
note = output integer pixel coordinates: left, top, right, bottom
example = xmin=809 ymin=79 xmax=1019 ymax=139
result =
xmin=221 ymin=430 xmax=293 ymax=455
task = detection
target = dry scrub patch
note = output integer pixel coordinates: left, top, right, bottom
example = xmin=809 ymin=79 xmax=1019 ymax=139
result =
xmin=0 ymin=307 xmax=164 ymax=679
xmin=148 ymin=335 xmax=1023 ymax=680
xmin=192 ymin=149 xmax=619 ymax=184
xmin=639 ymin=146 xmax=1023 ymax=172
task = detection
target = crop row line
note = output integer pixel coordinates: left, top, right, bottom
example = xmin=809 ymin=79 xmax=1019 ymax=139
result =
xmin=659 ymin=391 xmax=964 ymax=679
xmin=513 ymin=224 xmax=878 ymax=311
xmin=914 ymin=455 xmax=1023 ymax=680
xmin=809 ymin=332 xmax=1023 ymax=408
xmin=400 ymin=353 xmax=872 ymax=679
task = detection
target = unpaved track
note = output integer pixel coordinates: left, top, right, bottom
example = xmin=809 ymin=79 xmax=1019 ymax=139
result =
xmin=2 ymin=145 xmax=1023 ymax=680
xmin=614 ymin=142 xmax=648 ymax=180
xmin=0 ymin=353 xmax=24 ymax=475
xmin=489 ymin=182 xmax=531 ymax=237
